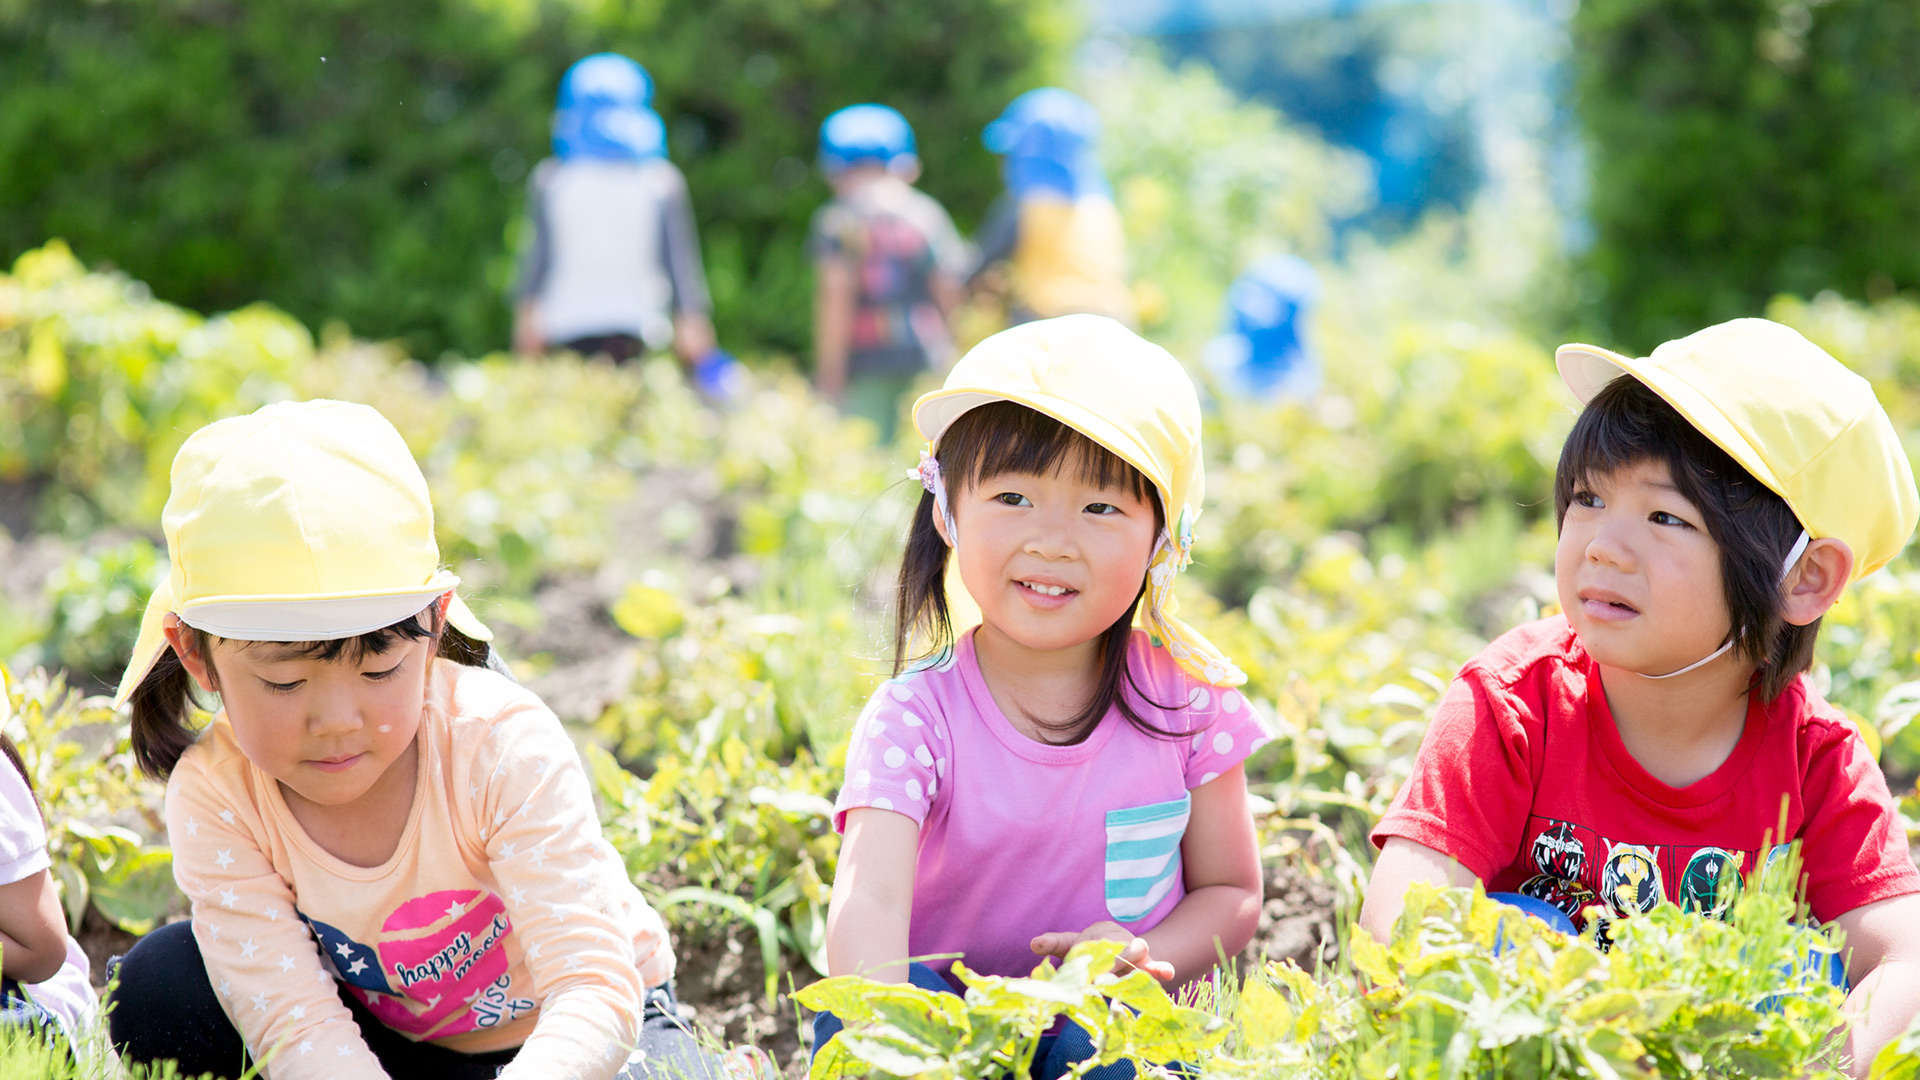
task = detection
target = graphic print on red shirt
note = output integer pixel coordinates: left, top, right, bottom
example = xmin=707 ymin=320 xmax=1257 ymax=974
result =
xmin=1372 ymin=617 xmax=1920 ymax=932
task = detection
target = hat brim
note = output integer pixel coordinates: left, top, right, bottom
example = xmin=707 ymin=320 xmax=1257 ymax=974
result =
xmin=913 ymin=388 xmax=1173 ymax=510
xmin=1555 ymin=342 xmax=1790 ymax=505
xmin=113 ymin=572 xmax=494 ymax=708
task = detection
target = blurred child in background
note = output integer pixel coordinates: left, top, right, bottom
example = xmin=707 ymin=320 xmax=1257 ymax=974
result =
xmin=0 ymin=683 xmax=96 ymax=1051
xmin=969 ymin=89 xmax=1135 ymax=327
xmin=1202 ymin=254 xmax=1322 ymax=402
xmin=809 ymin=104 xmax=970 ymax=443
xmin=514 ymin=54 xmax=719 ymax=374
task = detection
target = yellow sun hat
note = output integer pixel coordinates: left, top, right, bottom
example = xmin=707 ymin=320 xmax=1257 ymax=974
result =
xmin=1557 ymin=317 xmax=1919 ymax=582
xmin=911 ymin=314 xmax=1244 ymax=687
xmin=113 ymin=399 xmax=492 ymax=708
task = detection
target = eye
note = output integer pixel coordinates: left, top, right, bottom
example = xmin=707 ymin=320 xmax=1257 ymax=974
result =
xmin=1649 ymin=510 xmax=1695 ymax=529
xmin=363 ymin=660 xmax=405 ymax=682
xmin=994 ymin=492 xmax=1031 ymax=507
xmin=1084 ymin=502 xmax=1122 ymax=515
xmin=1572 ymin=490 xmax=1603 ymax=509
xmin=261 ymin=679 xmax=303 ymax=695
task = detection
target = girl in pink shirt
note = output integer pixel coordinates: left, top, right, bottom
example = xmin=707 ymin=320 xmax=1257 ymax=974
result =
xmin=818 ymin=316 xmax=1270 ymax=1078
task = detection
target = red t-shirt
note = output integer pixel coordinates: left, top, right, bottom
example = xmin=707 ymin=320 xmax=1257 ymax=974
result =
xmin=1372 ymin=616 xmax=1920 ymax=927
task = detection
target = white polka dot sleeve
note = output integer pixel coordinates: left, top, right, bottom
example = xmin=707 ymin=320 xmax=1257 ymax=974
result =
xmin=832 ymin=680 xmax=947 ymax=831
xmin=1176 ymin=682 xmax=1274 ymax=789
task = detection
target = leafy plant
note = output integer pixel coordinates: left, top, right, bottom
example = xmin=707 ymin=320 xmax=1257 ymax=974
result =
xmin=796 ymin=940 xmax=1227 ymax=1080
xmin=1 ymin=663 xmax=174 ymax=936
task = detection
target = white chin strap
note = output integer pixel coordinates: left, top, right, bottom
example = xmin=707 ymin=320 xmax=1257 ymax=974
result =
xmin=1639 ymin=529 xmax=1811 ymax=680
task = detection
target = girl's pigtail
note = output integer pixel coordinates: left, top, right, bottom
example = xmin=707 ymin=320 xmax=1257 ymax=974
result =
xmin=437 ymin=626 xmax=493 ymax=669
xmin=892 ymin=489 xmax=954 ymax=675
xmin=128 ymin=647 xmax=206 ymax=781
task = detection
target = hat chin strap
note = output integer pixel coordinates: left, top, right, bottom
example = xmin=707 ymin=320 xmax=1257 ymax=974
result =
xmin=1638 ymin=529 xmax=1811 ymax=680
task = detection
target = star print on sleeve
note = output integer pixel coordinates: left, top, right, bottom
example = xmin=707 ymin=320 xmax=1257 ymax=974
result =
xmin=214 ymin=848 xmax=235 ymax=870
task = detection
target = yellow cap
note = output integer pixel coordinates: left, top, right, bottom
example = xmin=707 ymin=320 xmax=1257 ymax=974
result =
xmin=913 ymin=314 xmax=1243 ymax=686
xmin=1556 ymin=317 xmax=1918 ymax=582
xmin=113 ymin=400 xmax=491 ymax=707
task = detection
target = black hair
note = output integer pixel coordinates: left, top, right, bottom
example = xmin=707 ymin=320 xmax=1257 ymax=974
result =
xmin=128 ymin=605 xmax=492 ymax=780
xmin=894 ymin=400 xmax=1177 ymax=744
xmin=1554 ymin=375 xmax=1816 ymax=701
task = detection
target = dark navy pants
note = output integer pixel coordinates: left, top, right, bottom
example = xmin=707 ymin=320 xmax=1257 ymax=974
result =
xmin=109 ymin=920 xmax=721 ymax=1079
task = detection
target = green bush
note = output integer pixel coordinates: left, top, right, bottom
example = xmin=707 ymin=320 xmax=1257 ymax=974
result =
xmin=1574 ymin=0 xmax=1920 ymax=350
xmin=0 ymin=0 xmax=1072 ymax=358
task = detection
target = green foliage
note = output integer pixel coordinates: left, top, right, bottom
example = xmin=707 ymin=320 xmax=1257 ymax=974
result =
xmin=588 ymin=706 xmax=840 ymax=997
xmin=0 ymin=0 xmax=1074 ymax=357
xmin=1343 ymin=880 xmax=1846 ymax=1078
xmin=797 ymin=940 xmax=1226 ymax=1080
xmin=34 ymin=539 xmax=159 ymax=684
xmin=0 ymin=1013 xmax=251 ymax=1078
xmin=1573 ymin=0 xmax=1920 ymax=349
xmin=2 ymin=664 xmax=174 ymax=936
xmin=0 ymin=241 xmax=310 ymax=532
xmin=1092 ymin=52 xmax=1373 ymax=352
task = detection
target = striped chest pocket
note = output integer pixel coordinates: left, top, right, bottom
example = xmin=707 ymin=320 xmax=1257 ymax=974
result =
xmin=1103 ymin=793 xmax=1192 ymax=924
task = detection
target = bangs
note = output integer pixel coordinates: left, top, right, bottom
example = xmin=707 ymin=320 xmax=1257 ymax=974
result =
xmin=937 ymin=401 xmax=1159 ymax=513
xmin=231 ymin=611 xmax=437 ymax=664
xmin=1553 ymin=375 xmax=1753 ymax=526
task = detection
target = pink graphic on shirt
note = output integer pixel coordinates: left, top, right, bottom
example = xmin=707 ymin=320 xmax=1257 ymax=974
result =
xmin=352 ymin=889 xmax=516 ymax=1038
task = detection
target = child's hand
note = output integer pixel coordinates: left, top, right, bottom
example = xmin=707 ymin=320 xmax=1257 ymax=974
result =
xmin=1030 ymin=921 xmax=1175 ymax=982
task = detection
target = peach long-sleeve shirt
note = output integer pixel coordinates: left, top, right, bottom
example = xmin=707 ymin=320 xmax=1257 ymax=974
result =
xmin=165 ymin=660 xmax=673 ymax=1080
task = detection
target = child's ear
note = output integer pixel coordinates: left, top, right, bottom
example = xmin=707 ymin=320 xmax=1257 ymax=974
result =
xmin=160 ymin=615 xmax=219 ymax=694
xmin=1782 ymin=538 xmax=1854 ymax=626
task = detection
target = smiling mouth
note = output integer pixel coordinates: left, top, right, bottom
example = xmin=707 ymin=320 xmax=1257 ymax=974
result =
xmin=1017 ymin=581 xmax=1076 ymax=597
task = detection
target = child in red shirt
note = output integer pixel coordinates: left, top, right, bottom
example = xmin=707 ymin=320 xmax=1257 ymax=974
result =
xmin=1365 ymin=318 xmax=1920 ymax=1076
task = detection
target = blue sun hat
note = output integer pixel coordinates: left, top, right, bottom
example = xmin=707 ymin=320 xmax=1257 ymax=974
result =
xmin=982 ymin=88 xmax=1109 ymax=199
xmin=1204 ymin=255 xmax=1323 ymax=400
xmin=552 ymin=53 xmax=667 ymax=162
xmin=818 ymin=104 xmax=919 ymax=176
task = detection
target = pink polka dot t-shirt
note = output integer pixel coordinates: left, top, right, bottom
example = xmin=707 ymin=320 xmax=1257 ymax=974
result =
xmin=833 ymin=628 xmax=1272 ymax=979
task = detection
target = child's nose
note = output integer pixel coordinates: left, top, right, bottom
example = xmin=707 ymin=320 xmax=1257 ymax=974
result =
xmin=307 ymin=687 xmax=364 ymax=736
xmin=1023 ymin=512 xmax=1082 ymax=559
xmin=1585 ymin=521 xmax=1636 ymax=569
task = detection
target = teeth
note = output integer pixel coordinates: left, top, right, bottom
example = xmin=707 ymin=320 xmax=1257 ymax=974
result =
xmin=1024 ymin=583 xmax=1069 ymax=596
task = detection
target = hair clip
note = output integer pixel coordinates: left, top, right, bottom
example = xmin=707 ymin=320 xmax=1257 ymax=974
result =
xmin=911 ymin=450 xmax=942 ymax=494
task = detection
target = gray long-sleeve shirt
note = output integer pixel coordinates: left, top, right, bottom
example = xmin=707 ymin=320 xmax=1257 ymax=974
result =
xmin=515 ymin=157 xmax=711 ymax=349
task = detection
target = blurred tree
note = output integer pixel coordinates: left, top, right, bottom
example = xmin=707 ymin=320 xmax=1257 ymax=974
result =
xmin=1575 ymin=0 xmax=1920 ymax=350
xmin=0 ymin=0 xmax=1070 ymax=358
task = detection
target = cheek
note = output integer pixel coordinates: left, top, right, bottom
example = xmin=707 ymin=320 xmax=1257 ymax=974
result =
xmin=226 ymin=699 xmax=300 ymax=767
xmin=1665 ymin=546 xmax=1731 ymax=621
